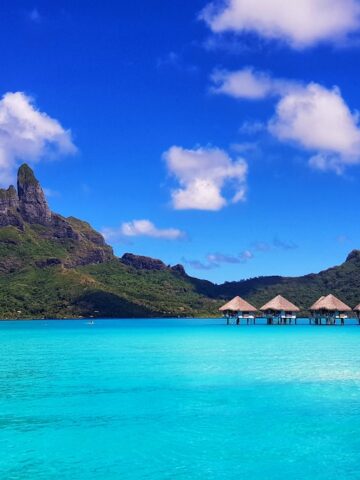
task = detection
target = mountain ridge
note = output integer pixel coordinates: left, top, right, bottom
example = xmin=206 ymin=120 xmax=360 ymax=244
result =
xmin=0 ymin=164 xmax=359 ymax=319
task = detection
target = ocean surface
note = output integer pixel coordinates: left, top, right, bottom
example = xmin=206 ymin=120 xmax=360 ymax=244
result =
xmin=0 ymin=319 xmax=360 ymax=480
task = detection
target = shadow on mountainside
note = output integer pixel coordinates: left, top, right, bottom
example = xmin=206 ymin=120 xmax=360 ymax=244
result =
xmin=74 ymin=290 xmax=158 ymax=318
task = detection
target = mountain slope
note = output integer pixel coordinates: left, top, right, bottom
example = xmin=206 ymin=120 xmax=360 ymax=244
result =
xmin=0 ymin=165 xmax=218 ymax=318
xmin=0 ymin=164 xmax=359 ymax=319
xmin=210 ymin=250 xmax=360 ymax=312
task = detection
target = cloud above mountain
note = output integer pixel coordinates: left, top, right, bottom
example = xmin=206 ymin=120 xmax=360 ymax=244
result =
xmin=0 ymin=92 xmax=76 ymax=186
xmin=269 ymin=83 xmax=360 ymax=173
xmin=211 ymin=68 xmax=360 ymax=173
xmin=211 ymin=67 xmax=297 ymax=99
xmin=163 ymin=145 xmax=248 ymax=210
xmin=201 ymin=0 xmax=360 ymax=49
xmin=102 ymin=220 xmax=186 ymax=243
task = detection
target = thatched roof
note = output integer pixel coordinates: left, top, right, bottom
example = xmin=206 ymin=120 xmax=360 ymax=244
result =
xmin=310 ymin=296 xmax=325 ymax=310
xmin=260 ymin=295 xmax=300 ymax=312
xmin=310 ymin=294 xmax=351 ymax=312
xmin=354 ymin=303 xmax=360 ymax=311
xmin=219 ymin=296 xmax=257 ymax=312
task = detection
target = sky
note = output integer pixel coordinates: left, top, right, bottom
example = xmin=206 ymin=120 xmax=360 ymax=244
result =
xmin=1 ymin=0 xmax=360 ymax=283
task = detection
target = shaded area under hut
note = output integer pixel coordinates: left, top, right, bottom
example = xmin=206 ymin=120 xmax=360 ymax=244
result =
xmin=310 ymin=294 xmax=352 ymax=325
xmin=354 ymin=303 xmax=360 ymax=323
xmin=219 ymin=296 xmax=257 ymax=325
xmin=260 ymin=295 xmax=300 ymax=325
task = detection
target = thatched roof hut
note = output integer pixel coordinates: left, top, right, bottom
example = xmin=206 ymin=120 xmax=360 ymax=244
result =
xmin=354 ymin=303 xmax=360 ymax=312
xmin=260 ymin=295 xmax=300 ymax=313
xmin=310 ymin=296 xmax=325 ymax=310
xmin=310 ymin=294 xmax=351 ymax=312
xmin=219 ymin=296 xmax=257 ymax=313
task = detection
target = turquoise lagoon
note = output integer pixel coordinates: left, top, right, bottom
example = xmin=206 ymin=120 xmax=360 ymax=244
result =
xmin=0 ymin=319 xmax=360 ymax=479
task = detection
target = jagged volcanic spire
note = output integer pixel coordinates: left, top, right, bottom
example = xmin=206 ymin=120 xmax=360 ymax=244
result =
xmin=17 ymin=164 xmax=52 ymax=225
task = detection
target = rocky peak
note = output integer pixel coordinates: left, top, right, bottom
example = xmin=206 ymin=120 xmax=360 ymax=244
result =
xmin=0 ymin=185 xmax=19 ymax=213
xmin=121 ymin=253 xmax=168 ymax=271
xmin=171 ymin=264 xmax=186 ymax=275
xmin=121 ymin=253 xmax=187 ymax=275
xmin=17 ymin=164 xmax=52 ymax=225
xmin=0 ymin=185 xmax=22 ymax=228
xmin=346 ymin=250 xmax=360 ymax=262
xmin=0 ymin=164 xmax=114 ymax=268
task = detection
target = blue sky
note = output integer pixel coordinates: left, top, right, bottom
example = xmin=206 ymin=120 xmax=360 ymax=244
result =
xmin=1 ymin=0 xmax=360 ymax=283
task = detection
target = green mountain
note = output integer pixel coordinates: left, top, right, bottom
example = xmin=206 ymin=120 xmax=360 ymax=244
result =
xmin=0 ymin=164 xmax=359 ymax=319
xmin=208 ymin=249 xmax=360 ymax=313
xmin=0 ymin=165 xmax=218 ymax=318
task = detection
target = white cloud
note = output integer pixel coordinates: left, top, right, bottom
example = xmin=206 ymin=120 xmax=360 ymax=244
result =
xmin=163 ymin=146 xmax=248 ymax=211
xmin=102 ymin=220 xmax=185 ymax=243
xmin=269 ymin=83 xmax=360 ymax=172
xmin=211 ymin=66 xmax=360 ymax=173
xmin=211 ymin=67 xmax=296 ymax=99
xmin=308 ymin=153 xmax=346 ymax=174
xmin=0 ymin=92 xmax=76 ymax=186
xmin=201 ymin=0 xmax=360 ymax=49
xmin=211 ymin=68 xmax=273 ymax=99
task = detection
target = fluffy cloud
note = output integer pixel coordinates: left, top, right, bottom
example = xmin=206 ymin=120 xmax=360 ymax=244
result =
xmin=201 ymin=0 xmax=360 ymax=48
xmin=308 ymin=154 xmax=346 ymax=174
xmin=269 ymin=83 xmax=360 ymax=172
xmin=163 ymin=146 xmax=248 ymax=211
xmin=211 ymin=67 xmax=360 ymax=173
xmin=102 ymin=220 xmax=185 ymax=243
xmin=0 ymin=92 xmax=76 ymax=185
xmin=211 ymin=67 xmax=295 ymax=99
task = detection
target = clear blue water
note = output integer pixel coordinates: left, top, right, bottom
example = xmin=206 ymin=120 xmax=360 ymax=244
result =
xmin=1 ymin=319 xmax=360 ymax=480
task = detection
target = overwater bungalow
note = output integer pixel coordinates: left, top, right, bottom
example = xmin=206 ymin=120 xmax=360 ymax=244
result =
xmin=219 ymin=296 xmax=257 ymax=325
xmin=310 ymin=294 xmax=351 ymax=325
xmin=310 ymin=296 xmax=325 ymax=310
xmin=260 ymin=295 xmax=300 ymax=325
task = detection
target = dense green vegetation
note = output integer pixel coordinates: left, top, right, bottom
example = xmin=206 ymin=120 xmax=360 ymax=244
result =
xmin=1 ymin=163 xmax=358 ymax=319
xmin=212 ymin=250 xmax=360 ymax=313
xmin=78 ymin=261 xmax=219 ymax=317
xmin=0 ymin=224 xmax=219 ymax=318
xmin=0 ymin=220 xmax=359 ymax=319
